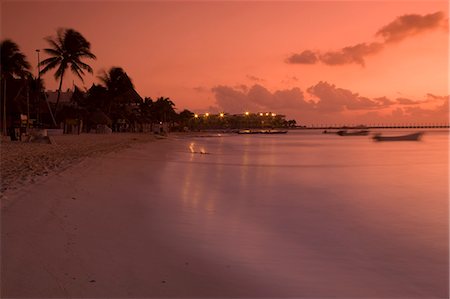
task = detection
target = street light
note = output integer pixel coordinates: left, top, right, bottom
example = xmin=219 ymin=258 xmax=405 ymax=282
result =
xmin=219 ymin=113 xmax=224 ymax=117
xmin=205 ymin=112 xmax=209 ymax=117
xmin=194 ymin=114 xmax=198 ymax=118
xmin=245 ymin=111 xmax=249 ymax=116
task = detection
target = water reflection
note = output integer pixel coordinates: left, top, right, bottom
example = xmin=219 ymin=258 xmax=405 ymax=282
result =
xmin=155 ymin=130 xmax=448 ymax=297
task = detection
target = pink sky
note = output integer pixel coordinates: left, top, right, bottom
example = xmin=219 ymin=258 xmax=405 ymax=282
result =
xmin=2 ymin=1 xmax=448 ymax=124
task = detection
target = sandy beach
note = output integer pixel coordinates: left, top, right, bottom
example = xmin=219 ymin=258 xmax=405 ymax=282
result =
xmin=1 ymin=131 xmax=448 ymax=298
xmin=0 ymin=133 xmax=156 ymax=198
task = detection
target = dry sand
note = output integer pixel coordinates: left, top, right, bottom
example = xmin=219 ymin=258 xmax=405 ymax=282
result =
xmin=1 ymin=133 xmax=155 ymax=196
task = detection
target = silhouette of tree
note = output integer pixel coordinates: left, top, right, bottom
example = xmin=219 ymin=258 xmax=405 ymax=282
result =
xmin=139 ymin=97 xmax=154 ymax=123
xmin=98 ymin=67 xmax=134 ymax=114
xmin=177 ymin=109 xmax=194 ymax=131
xmin=26 ymin=75 xmax=45 ymax=125
xmin=151 ymin=97 xmax=176 ymax=123
xmin=1 ymin=39 xmax=31 ymax=135
xmin=40 ymin=28 xmax=96 ymax=118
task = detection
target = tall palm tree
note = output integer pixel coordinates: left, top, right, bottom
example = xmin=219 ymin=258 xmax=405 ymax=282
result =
xmin=1 ymin=39 xmax=31 ymax=135
xmin=40 ymin=28 xmax=96 ymax=118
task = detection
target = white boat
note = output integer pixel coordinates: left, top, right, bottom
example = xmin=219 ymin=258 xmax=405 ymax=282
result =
xmin=372 ymin=132 xmax=423 ymax=141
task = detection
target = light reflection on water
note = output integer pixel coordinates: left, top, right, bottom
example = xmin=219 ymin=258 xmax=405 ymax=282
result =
xmin=157 ymin=129 xmax=449 ymax=297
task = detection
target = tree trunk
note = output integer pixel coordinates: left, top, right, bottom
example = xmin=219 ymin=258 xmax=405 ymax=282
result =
xmin=53 ymin=74 xmax=64 ymax=121
xmin=2 ymin=78 xmax=6 ymax=136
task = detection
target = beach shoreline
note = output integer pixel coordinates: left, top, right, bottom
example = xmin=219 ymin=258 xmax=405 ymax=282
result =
xmin=0 ymin=133 xmax=156 ymax=200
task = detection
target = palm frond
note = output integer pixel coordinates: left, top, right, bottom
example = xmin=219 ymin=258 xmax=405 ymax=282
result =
xmin=44 ymin=36 xmax=63 ymax=53
xmin=73 ymin=58 xmax=93 ymax=73
xmin=43 ymin=48 xmax=62 ymax=56
xmin=79 ymin=52 xmax=97 ymax=60
xmin=71 ymin=63 xmax=85 ymax=82
xmin=39 ymin=58 xmax=60 ymax=75
xmin=54 ymin=62 xmax=67 ymax=80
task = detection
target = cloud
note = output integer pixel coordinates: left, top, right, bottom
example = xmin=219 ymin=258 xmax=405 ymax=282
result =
xmin=286 ymin=11 xmax=447 ymax=66
xmin=319 ymin=42 xmax=384 ymax=66
xmin=212 ymin=84 xmax=311 ymax=114
xmin=376 ymin=11 xmax=447 ymax=43
xmin=307 ymin=81 xmax=389 ymax=111
xmin=426 ymin=93 xmax=449 ymax=101
xmin=246 ymin=75 xmax=265 ymax=82
xmin=211 ymin=85 xmax=260 ymax=113
xmin=212 ymin=82 xmax=449 ymax=124
xmin=396 ymin=97 xmax=419 ymax=105
xmin=286 ymin=50 xmax=318 ymax=64
xmin=193 ymin=86 xmax=208 ymax=93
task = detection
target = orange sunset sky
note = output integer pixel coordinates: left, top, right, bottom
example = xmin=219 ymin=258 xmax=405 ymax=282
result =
xmin=2 ymin=0 xmax=448 ymax=124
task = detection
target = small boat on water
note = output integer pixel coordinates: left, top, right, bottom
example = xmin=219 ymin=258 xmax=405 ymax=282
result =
xmin=322 ymin=130 xmax=340 ymax=134
xmin=337 ymin=130 xmax=370 ymax=136
xmin=263 ymin=130 xmax=288 ymax=134
xmin=237 ymin=129 xmax=288 ymax=135
xmin=373 ymin=132 xmax=423 ymax=142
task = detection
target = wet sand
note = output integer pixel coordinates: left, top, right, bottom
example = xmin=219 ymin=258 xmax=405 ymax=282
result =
xmin=1 ymin=134 xmax=448 ymax=297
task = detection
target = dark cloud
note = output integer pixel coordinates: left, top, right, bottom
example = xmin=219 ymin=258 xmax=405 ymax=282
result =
xmin=211 ymin=85 xmax=260 ymax=113
xmin=426 ymin=93 xmax=449 ymax=101
xmin=286 ymin=50 xmax=318 ymax=64
xmin=212 ymin=82 xmax=449 ymax=124
xmin=319 ymin=43 xmax=384 ymax=66
xmin=373 ymin=96 xmax=395 ymax=106
xmin=246 ymin=75 xmax=265 ymax=82
xmin=212 ymin=84 xmax=311 ymax=114
xmin=286 ymin=11 xmax=447 ymax=66
xmin=396 ymin=97 xmax=418 ymax=105
xmin=307 ymin=81 xmax=389 ymax=111
xmin=193 ymin=86 xmax=208 ymax=93
xmin=376 ymin=11 xmax=447 ymax=43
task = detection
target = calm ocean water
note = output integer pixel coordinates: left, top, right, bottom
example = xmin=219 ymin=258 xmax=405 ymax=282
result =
xmin=147 ymin=129 xmax=449 ymax=297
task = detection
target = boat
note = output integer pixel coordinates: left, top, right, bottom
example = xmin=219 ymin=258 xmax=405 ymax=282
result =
xmin=263 ymin=130 xmax=288 ymax=134
xmin=237 ymin=130 xmax=261 ymax=134
xmin=237 ymin=129 xmax=288 ymax=135
xmin=336 ymin=130 xmax=370 ymax=136
xmin=373 ymin=132 xmax=423 ymax=142
xmin=322 ymin=130 xmax=339 ymax=134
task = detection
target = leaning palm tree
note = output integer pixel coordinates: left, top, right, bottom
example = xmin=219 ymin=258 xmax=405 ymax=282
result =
xmin=0 ymin=39 xmax=31 ymax=135
xmin=40 ymin=28 xmax=96 ymax=118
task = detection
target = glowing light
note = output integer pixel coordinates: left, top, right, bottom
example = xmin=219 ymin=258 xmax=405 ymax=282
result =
xmin=271 ymin=113 xmax=276 ymax=116
xmin=220 ymin=113 xmax=224 ymax=117
xmin=265 ymin=113 xmax=269 ymax=116
xmin=205 ymin=113 xmax=209 ymax=117
xmin=259 ymin=113 xmax=263 ymax=116
xmin=194 ymin=114 xmax=198 ymax=118
xmin=245 ymin=111 xmax=249 ymax=116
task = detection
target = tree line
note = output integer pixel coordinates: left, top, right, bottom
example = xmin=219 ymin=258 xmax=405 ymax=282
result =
xmin=0 ymin=28 xmax=194 ymax=135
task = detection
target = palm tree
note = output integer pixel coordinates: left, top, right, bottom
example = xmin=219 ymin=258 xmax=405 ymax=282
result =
xmin=1 ymin=39 xmax=31 ymax=135
xmin=98 ymin=67 xmax=143 ymax=129
xmin=40 ymin=28 xmax=96 ymax=118
xmin=152 ymin=97 xmax=176 ymax=123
